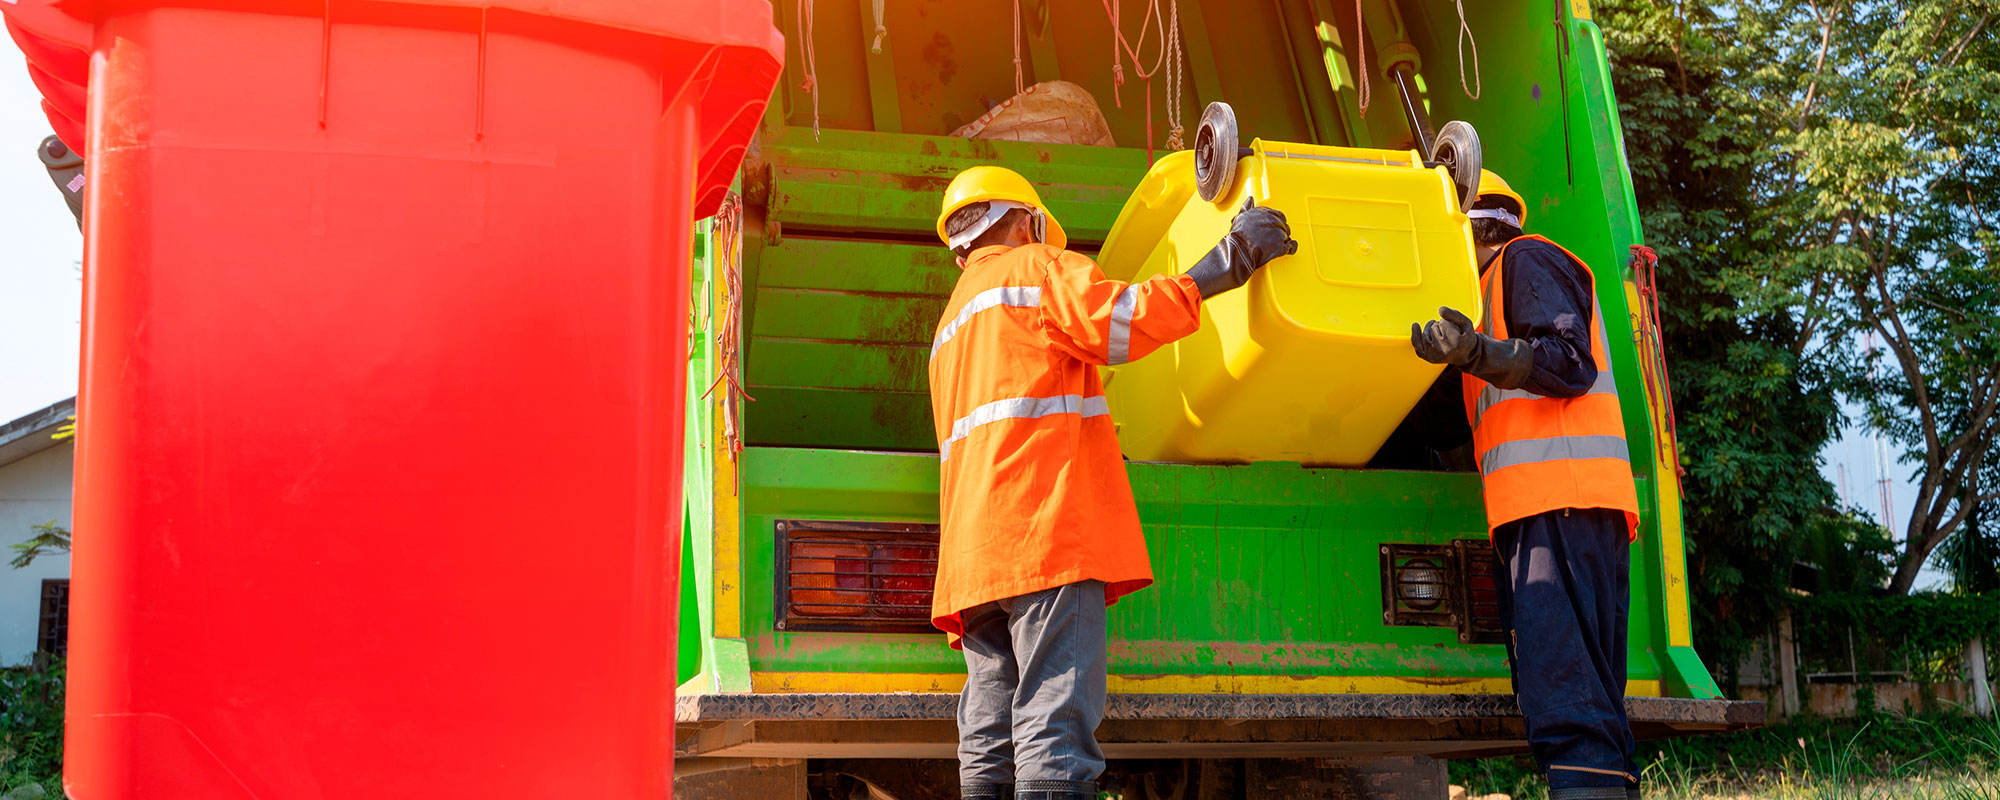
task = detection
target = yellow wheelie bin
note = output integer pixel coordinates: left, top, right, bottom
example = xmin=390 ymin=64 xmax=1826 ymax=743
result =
xmin=1099 ymin=104 xmax=1485 ymax=466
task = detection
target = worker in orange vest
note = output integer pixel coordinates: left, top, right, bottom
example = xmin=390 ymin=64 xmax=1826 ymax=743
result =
xmin=928 ymin=166 xmax=1294 ymax=800
xmin=1410 ymin=170 xmax=1644 ymax=800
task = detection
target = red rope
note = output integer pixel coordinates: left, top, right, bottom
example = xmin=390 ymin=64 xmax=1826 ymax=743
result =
xmin=1100 ymin=0 xmax=1165 ymax=109
xmin=1629 ymin=244 xmax=1685 ymax=477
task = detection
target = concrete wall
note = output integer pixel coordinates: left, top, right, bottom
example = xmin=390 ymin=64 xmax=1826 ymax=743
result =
xmin=0 ymin=442 xmax=72 ymax=665
xmin=1736 ymin=681 xmax=1978 ymax=717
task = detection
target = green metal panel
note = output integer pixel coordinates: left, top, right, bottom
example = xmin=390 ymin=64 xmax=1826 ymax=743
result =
xmin=743 ymin=234 xmax=951 ymax=450
xmin=727 ymin=448 xmax=1669 ymax=687
xmin=742 ymin=130 xmax=1146 ymax=450
xmin=759 ymin=127 xmax=1148 ymax=243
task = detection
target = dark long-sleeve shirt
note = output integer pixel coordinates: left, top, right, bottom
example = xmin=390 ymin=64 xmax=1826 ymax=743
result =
xmin=1371 ymin=238 xmax=1602 ymax=467
xmin=1499 ymin=238 xmax=1599 ymax=399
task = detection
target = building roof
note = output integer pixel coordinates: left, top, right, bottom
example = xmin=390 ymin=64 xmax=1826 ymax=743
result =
xmin=0 ymin=397 xmax=76 ymax=470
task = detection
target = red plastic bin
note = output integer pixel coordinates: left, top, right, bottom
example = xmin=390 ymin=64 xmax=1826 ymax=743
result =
xmin=0 ymin=1 xmax=780 ymax=797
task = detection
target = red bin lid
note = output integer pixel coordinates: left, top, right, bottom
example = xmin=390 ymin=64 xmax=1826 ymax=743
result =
xmin=0 ymin=0 xmax=783 ymax=217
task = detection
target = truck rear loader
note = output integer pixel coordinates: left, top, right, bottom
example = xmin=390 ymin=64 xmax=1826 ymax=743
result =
xmin=673 ymin=1 xmax=1760 ymax=798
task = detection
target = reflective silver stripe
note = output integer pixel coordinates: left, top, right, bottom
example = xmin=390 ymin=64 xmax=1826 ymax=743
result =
xmin=1476 ymin=364 xmax=1619 ymax=417
xmin=1476 ymin=385 xmax=1542 ymax=417
xmin=1106 ymin=286 xmax=1140 ymax=365
xmin=938 ymin=394 xmax=1110 ymax=461
xmin=931 ymin=286 xmax=1043 ymax=361
xmin=1480 ymin=434 xmax=1631 ymax=474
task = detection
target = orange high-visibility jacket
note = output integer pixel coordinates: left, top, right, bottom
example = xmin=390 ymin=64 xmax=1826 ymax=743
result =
xmin=927 ymin=243 xmax=1204 ymax=641
xmin=1460 ymin=235 xmax=1641 ymax=538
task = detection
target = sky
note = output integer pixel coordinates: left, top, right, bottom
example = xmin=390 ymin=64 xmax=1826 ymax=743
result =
xmin=0 ymin=37 xmax=1943 ymax=586
xmin=0 ymin=52 xmax=83 ymax=424
xmin=1820 ymin=398 xmax=1946 ymax=590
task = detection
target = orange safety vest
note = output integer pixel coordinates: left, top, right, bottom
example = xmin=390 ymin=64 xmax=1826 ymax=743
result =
xmin=1460 ymin=235 xmax=1641 ymax=538
xmin=927 ymin=243 xmax=1204 ymax=643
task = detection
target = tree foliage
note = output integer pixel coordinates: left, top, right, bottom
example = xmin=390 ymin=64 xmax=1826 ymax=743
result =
xmin=1597 ymin=0 xmax=1842 ymax=674
xmin=1596 ymin=1 xmax=2000 ymax=671
xmin=1735 ymin=0 xmax=2000 ymax=594
xmin=7 ymin=522 xmax=69 ymax=571
xmin=0 ymin=659 xmax=63 ymax=796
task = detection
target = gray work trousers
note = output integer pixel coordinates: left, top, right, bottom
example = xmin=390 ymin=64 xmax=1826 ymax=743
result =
xmin=956 ymin=580 xmax=1108 ymax=794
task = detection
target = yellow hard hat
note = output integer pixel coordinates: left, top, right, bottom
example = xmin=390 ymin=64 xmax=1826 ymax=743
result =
xmin=936 ymin=166 xmax=1067 ymax=250
xmin=1476 ymin=169 xmax=1527 ymax=226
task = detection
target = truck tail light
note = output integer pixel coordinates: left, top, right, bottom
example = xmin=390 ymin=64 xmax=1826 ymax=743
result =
xmin=789 ymin=541 xmax=870 ymax=616
xmin=775 ymin=520 xmax=939 ymax=634
xmin=1394 ymin=558 xmax=1448 ymax=611
xmin=1380 ymin=539 xmax=1508 ymax=644
xmin=871 ymin=543 xmax=935 ymax=619
xmin=1457 ymin=539 xmax=1507 ymax=643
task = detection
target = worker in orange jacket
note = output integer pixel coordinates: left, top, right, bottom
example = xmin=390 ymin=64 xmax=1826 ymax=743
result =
xmin=928 ymin=166 xmax=1294 ymax=800
xmin=1410 ymin=171 xmax=1644 ymax=800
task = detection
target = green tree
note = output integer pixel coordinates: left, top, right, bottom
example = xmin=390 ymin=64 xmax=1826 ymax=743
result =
xmin=1597 ymin=0 xmax=1843 ymax=674
xmin=1729 ymin=0 xmax=2000 ymax=594
xmin=7 ymin=522 xmax=69 ymax=571
xmin=1937 ymin=494 xmax=1999 ymax=594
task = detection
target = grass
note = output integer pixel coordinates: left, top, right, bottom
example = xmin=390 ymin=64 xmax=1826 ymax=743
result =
xmin=1449 ymin=713 xmax=2000 ymax=800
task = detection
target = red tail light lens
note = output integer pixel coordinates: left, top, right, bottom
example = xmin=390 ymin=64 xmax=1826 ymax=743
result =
xmin=789 ymin=540 xmax=870 ymax=617
xmin=871 ymin=544 xmax=935 ymax=618
xmin=776 ymin=521 xmax=940 ymax=633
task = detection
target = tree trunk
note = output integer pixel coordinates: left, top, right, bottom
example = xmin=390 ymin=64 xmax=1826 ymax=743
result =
xmin=1888 ymin=540 xmax=1931 ymax=594
xmin=1778 ymin=609 xmax=1801 ymax=719
xmin=1969 ymin=635 xmax=1994 ymax=719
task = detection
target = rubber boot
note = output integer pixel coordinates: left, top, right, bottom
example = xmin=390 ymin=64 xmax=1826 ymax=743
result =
xmin=1015 ymin=779 xmax=1095 ymax=800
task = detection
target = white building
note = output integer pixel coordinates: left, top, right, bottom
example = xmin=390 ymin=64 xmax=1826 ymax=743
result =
xmin=0 ymin=397 xmax=73 ymax=664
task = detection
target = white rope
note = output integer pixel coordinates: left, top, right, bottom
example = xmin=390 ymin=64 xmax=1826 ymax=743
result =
xmin=797 ymin=0 xmax=820 ymax=140
xmin=870 ymin=0 xmax=887 ymax=54
xmin=1109 ymin=0 xmax=1124 ymax=106
xmin=1013 ymin=0 xmax=1026 ymax=96
xmin=1354 ymin=0 xmax=1371 ymax=116
xmin=1456 ymin=0 xmax=1482 ymax=99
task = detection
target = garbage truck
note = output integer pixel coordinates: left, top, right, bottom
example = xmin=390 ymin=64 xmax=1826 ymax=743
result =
xmin=2 ymin=0 xmax=1759 ymax=797
xmin=672 ymin=0 xmax=1759 ymax=797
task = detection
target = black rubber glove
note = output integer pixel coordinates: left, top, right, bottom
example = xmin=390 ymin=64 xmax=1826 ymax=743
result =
xmin=1410 ymin=306 xmax=1534 ymax=390
xmin=1183 ymin=197 xmax=1299 ymax=298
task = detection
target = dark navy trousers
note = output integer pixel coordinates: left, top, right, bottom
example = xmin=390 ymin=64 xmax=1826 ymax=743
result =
xmin=1493 ymin=507 xmax=1638 ymax=789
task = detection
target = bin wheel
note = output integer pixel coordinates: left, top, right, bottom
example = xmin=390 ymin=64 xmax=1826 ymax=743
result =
xmin=1430 ymin=120 xmax=1483 ymax=210
xmin=1194 ymin=102 xmax=1239 ymax=203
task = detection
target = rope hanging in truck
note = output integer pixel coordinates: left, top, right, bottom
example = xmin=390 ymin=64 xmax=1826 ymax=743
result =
xmin=1455 ymin=0 xmax=1481 ymax=99
xmin=1629 ymin=244 xmax=1685 ymax=478
xmin=702 ymin=193 xmax=755 ymax=463
xmin=870 ymin=0 xmax=887 ymax=54
xmin=795 ymin=0 xmax=820 ymax=140
xmin=1098 ymin=0 xmax=1182 ymax=160
xmin=1354 ymin=0 xmax=1371 ymax=116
